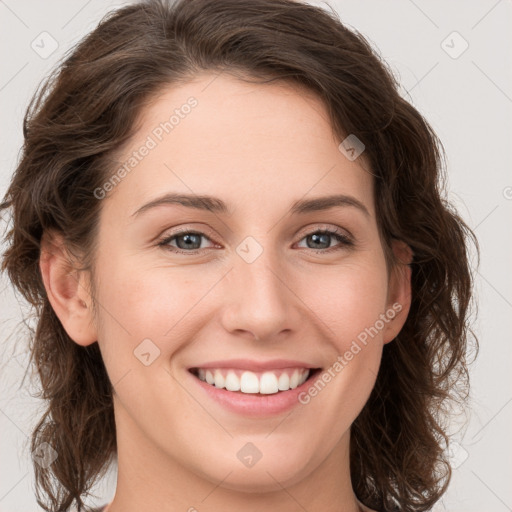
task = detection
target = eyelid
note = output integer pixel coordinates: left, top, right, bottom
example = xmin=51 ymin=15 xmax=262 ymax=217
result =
xmin=156 ymin=224 xmax=217 ymax=243
xmin=295 ymin=223 xmax=353 ymax=240
xmin=159 ymin=223 xmax=353 ymax=241
xmin=156 ymin=223 xmax=355 ymax=254
xmin=156 ymin=225 xmax=219 ymax=251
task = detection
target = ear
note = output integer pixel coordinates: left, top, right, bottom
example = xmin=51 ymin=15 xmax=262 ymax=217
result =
xmin=39 ymin=230 xmax=97 ymax=346
xmin=382 ymin=240 xmax=413 ymax=344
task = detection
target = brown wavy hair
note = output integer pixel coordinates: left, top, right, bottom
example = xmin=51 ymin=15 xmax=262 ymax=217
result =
xmin=0 ymin=0 xmax=478 ymax=510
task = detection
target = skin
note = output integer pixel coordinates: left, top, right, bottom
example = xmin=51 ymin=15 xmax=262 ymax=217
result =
xmin=40 ymin=72 xmax=411 ymax=512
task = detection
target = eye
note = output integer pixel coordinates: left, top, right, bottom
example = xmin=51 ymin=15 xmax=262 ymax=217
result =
xmin=295 ymin=227 xmax=354 ymax=252
xmin=157 ymin=225 xmax=354 ymax=256
xmin=157 ymin=230 xmax=217 ymax=254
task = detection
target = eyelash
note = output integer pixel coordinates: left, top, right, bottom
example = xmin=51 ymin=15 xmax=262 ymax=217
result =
xmin=156 ymin=227 xmax=354 ymax=255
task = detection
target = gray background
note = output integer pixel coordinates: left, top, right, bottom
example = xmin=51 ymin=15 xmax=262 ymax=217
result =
xmin=1 ymin=1 xmax=511 ymax=511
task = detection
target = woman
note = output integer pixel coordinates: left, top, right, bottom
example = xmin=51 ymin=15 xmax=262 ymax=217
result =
xmin=0 ymin=0 xmax=478 ymax=511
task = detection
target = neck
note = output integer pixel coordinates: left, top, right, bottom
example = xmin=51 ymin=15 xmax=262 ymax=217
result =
xmin=105 ymin=399 xmax=367 ymax=512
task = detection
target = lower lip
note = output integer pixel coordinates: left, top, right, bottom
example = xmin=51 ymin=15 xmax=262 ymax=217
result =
xmin=188 ymin=369 xmax=322 ymax=417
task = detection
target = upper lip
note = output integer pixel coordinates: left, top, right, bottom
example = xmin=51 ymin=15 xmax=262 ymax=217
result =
xmin=188 ymin=359 xmax=320 ymax=372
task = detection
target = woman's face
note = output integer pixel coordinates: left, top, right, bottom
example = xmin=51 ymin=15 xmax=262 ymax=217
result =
xmin=77 ymin=73 xmax=410 ymax=494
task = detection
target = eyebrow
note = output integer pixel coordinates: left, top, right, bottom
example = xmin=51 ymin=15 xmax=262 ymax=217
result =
xmin=131 ymin=193 xmax=370 ymax=218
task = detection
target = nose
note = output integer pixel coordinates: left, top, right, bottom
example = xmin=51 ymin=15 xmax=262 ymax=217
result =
xmin=219 ymin=243 xmax=302 ymax=342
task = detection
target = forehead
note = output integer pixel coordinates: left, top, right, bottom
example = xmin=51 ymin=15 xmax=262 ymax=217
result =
xmin=105 ymin=72 xmax=374 ymax=217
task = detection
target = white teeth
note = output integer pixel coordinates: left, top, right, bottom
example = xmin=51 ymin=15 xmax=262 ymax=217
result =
xmin=195 ymin=368 xmax=311 ymax=394
xmin=213 ymin=370 xmax=225 ymax=388
xmin=277 ymin=372 xmax=290 ymax=390
xmin=259 ymin=372 xmax=279 ymax=394
xmin=289 ymin=369 xmax=300 ymax=389
xmin=224 ymin=370 xmax=241 ymax=391
xmin=240 ymin=371 xmax=260 ymax=393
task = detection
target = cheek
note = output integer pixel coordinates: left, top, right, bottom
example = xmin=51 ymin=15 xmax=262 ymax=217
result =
xmin=93 ymin=252 xmax=222 ymax=376
xmin=94 ymin=243 xmax=389 ymax=371
xmin=292 ymin=260 xmax=390 ymax=452
xmin=302 ymin=259 xmax=390 ymax=344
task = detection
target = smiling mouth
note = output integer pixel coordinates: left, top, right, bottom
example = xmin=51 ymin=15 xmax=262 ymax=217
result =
xmin=188 ymin=367 xmax=322 ymax=395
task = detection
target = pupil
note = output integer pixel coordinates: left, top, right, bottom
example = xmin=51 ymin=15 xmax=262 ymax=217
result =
xmin=179 ymin=234 xmax=200 ymax=250
xmin=311 ymin=233 xmax=328 ymax=249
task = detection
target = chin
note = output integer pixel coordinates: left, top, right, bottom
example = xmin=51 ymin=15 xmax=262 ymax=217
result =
xmin=210 ymin=462 xmax=309 ymax=494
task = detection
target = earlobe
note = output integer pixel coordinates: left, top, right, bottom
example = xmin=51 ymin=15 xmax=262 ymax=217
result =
xmin=383 ymin=240 xmax=413 ymax=344
xmin=39 ymin=231 xmax=97 ymax=346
